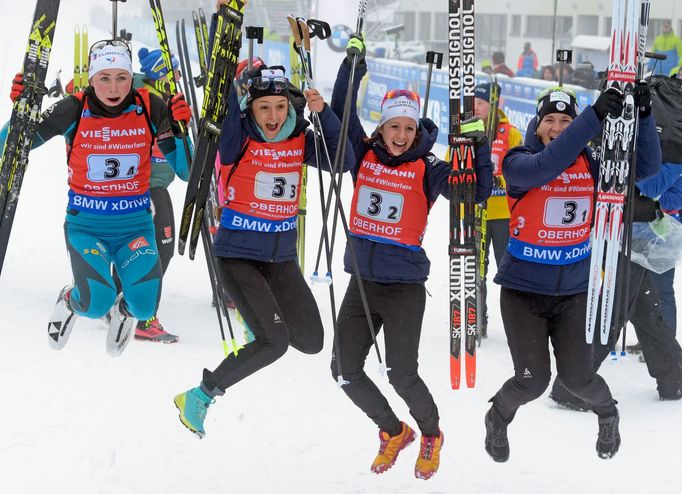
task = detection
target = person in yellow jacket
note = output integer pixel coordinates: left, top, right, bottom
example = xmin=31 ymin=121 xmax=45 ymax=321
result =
xmin=650 ymin=20 xmax=682 ymax=76
xmin=473 ymin=82 xmax=522 ymax=337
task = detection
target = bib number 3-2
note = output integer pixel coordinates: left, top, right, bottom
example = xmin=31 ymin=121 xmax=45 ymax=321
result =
xmin=357 ymin=185 xmax=403 ymax=223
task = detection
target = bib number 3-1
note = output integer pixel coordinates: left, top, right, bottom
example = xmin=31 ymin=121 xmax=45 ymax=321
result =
xmin=544 ymin=197 xmax=591 ymax=227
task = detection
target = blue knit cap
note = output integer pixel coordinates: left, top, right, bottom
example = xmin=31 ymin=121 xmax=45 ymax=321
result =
xmin=474 ymin=82 xmax=501 ymax=102
xmin=138 ymin=47 xmax=179 ymax=80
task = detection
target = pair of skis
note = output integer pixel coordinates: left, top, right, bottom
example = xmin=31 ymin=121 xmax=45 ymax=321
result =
xmin=166 ymin=1 xmax=244 ymax=354
xmin=73 ymin=25 xmax=88 ymax=93
xmin=176 ymin=0 xmax=245 ymax=261
xmin=586 ymin=0 xmax=650 ymax=345
xmin=0 ymin=0 xmax=61 ymax=277
xmin=448 ymin=0 xmax=478 ymax=389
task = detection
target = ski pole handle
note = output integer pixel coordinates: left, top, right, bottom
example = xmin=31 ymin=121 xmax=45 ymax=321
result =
xmin=245 ymin=26 xmax=264 ymax=71
xmin=307 ymin=19 xmax=331 ymax=40
xmin=423 ymin=51 xmax=443 ymax=119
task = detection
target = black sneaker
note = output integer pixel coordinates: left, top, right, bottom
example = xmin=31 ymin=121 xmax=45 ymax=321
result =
xmin=484 ymin=407 xmax=510 ymax=462
xmin=596 ymin=409 xmax=621 ymax=459
xmin=549 ymin=378 xmax=593 ymax=412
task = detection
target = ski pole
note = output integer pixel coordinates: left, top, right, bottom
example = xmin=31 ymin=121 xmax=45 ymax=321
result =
xmin=422 ymin=51 xmax=443 ymax=119
xmin=245 ymin=26 xmax=264 ymax=72
xmin=318 ymin=0 xmax=368 ymax=277
xmin=556 ymin=49 xmax=572 ymax=87
xmin=110 ymin=0 xmax=127 ymax=40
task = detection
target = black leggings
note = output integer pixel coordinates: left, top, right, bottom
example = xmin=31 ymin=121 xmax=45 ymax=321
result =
xmin=492 ymin=288 xmax=616 ymax=420
xmin=202 ymin=258 xmax=324 ymax=392
xmin=331 ymin=277 xmax=439 ymax=436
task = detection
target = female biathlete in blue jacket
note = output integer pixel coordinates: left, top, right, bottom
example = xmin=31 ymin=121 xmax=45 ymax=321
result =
xmin=173 ymin=57 xmax=354 ymax=438
xmin=329 ymin=38 xmax=492 ymax=480
xmin=4 ymin=40 xmax=191 ymax=355
xmin=484 ymin=85 xmax=661 ymax=462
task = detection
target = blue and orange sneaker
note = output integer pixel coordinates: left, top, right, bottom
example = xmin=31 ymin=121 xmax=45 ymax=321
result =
xmin=174 ymin=387 xmax=214 ymax=438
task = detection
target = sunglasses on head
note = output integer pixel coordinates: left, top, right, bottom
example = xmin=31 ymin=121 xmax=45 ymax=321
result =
xmin=383 ymin=89 xmax=420 ymax=105
xmin=247 ymin=76 xmax=289 ymax=93
xmin=89 ymin=38 xmax=132 ymax=59
xmin=538 ymin=86 xmax=576 ymax=101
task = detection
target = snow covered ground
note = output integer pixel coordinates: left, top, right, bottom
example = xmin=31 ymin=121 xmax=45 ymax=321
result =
xmin=1 ymin=3 xmax=681 ymax=494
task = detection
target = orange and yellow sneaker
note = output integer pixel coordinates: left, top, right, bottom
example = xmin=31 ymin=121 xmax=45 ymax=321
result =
xmin=370 ymin=422 xmax=416 ymax=474
xmin=414 ymin=430 xmax=444 ymax=480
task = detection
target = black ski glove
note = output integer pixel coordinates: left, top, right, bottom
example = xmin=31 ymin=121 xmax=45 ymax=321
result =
xmin=592 ymin=88 xmax=624 ymax=121
xmin=633 ymin=80 xmax=652 ymax=118
xmin=633 ymin=194 xmax=663 ymax=223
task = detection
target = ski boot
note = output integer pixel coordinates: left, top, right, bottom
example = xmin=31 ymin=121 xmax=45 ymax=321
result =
xmin=106 ymin=294 xmax=135 ymax=356
xmin=174 ymin=386 xmax=215 ymax=439
xmin=484 ymin=406 xmax=510 ymax=462
xmin=596 ymin=409 xmax=621 ymax=459
xmin=47 ymin=284 xmax=78 ymax=350
xmin=135 ymin=317 xmax=179 ymax=343
xmin=414 ymin=430 xmax=444 ymax=480
xmin=370 ymin=422 xmax=416 ymax=474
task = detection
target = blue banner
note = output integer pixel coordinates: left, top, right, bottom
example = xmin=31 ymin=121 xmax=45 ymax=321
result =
xmin=361 ymin=57 xmax=598 ymax=146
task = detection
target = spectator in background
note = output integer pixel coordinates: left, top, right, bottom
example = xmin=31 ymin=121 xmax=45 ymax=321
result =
xmin=650 ymin=20 xmax=682 ymax=76
xmin=481 ymin=59 xmax=493 ymax=75
xmin=540 ymin=65 xmax=556 ymax=81
xmin=492 ymin=51 xmax=515 ymax=77
xmin=516 ymin=42 xmax=539 ymax=77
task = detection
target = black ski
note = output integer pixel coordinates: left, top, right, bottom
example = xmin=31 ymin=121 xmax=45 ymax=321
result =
xmin=178 ymin=0 xmax=245 ymax=259
xmin=0 ymin=0 xmax=61 ymax=277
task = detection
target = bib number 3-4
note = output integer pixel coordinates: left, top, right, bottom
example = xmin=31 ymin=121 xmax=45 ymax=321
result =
xmin=86 ymin=154 xmax=140 ymax=182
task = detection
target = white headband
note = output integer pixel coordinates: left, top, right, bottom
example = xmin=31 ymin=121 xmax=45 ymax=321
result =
xmin=89 ymin=45 xmax=133 ymax=79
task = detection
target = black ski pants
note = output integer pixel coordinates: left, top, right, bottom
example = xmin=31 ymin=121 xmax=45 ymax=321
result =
xmin=595 ymin=263 xmax=682 ymax=389
xmin=492 ymin=288 xmax=617 ymax=421
xmin=202 ymin=259 xmax=324 ymax=392
xmin=330 ymin=277 xmax=440 ymax=437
